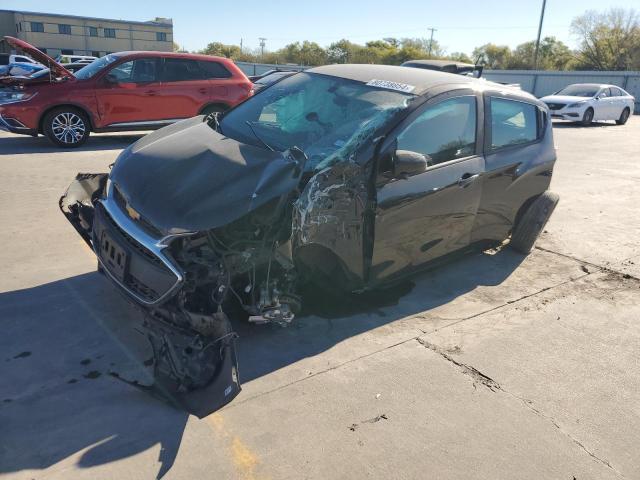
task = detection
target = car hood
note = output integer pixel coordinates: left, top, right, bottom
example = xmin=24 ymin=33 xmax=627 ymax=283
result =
xmin=4 ymin=36 xmax=72 ymax=79
xmin=109 ymin=116 xmax=305 ymax=234
xmin=540 ymin=95 xmax=592 ymax=104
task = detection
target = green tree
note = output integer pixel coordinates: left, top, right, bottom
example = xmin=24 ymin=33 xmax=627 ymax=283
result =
xmin=472 ymin=43 xmax=512 ymax=69
xmin=201 ymin=42 xmax=242 ymax=58
xmin=448 ymin=52 xmax=473 ymax=63
xmin=571 ymin=8 xmax=640 ymax=70
xmin=509 ymin=37 xmax=574 ymax=70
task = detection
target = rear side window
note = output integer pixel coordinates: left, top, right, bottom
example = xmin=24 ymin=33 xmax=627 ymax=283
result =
xmin=397 ymin=96 xmax=477 ymax=165
xmin=198 ymin=60 xmax=232 ymax=79
xmin=162 ymin=58 xmax=203 ymax=82
xmin=490 ymin=98 xmax=538 ymax=150
xmin=611 ymin=87 xmax=623 ymax=97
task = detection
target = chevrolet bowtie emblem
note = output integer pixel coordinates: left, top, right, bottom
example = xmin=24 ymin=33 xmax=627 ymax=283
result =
xmin=125 ymin=203 xmax=141 ymax=221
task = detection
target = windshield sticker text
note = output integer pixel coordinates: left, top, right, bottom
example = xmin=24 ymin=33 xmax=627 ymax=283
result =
xmin=366 ymin=79 xmax=415 ymax=93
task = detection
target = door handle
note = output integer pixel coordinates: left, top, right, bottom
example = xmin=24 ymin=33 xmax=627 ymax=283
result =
xmin=198 ymin=88 xmax=208 ymax=94
xmin=144 ymin=90 xmax=158 ymax=96
xmin=458 ymin=173 xmax=480 ymax=187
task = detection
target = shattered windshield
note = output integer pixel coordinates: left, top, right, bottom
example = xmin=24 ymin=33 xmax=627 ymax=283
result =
xmin=220 ymin=72 xmax=415 ymax=171
xmin=556 ymin=85 xmax=599 ymax=97
xmin=73 ymin=54 xmax=119 ymax=80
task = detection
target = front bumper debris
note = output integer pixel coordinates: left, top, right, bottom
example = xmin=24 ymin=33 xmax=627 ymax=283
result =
xmin=60 ymin=173 xmax=241 ymax=417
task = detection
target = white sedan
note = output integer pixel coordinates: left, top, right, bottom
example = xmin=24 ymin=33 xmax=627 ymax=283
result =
xmin=540 ymin=83 xmax=635 ymax=126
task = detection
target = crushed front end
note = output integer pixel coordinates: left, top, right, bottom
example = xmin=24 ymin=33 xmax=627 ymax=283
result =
xmin=60 ymin=174 xmax=245 ymax=415
xmin=60 ymin=164 xmax=304 ymax=415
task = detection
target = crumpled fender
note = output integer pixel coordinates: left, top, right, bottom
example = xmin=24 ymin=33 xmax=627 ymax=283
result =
xmin=59 ymin=173 xmax=108 ymax=247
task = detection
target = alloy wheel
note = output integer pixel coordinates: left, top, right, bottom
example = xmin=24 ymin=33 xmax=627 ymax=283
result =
xmin=51 ymin=112 xmax=86 ymax=144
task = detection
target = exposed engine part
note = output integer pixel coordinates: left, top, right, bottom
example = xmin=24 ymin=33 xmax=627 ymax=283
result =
xmin=144 ymin=309 xmax=240 ymax=396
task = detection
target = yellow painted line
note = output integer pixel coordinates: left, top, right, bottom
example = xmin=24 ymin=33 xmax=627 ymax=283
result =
xmin=206 ymin=413 xmax=267 ymax=480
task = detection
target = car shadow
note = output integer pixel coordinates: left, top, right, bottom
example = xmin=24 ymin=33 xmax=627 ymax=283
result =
xmin=551 ymin=120 xmax=617 ymax=129
xmin=0 ymin=272 xmax=187 ymax=479
xmin=0 ymin=132 xmax=146 ymax=155
xmin=0 ymin=246 xmax=525 ymax=478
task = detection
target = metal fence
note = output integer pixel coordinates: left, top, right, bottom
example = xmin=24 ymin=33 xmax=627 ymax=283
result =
xmin=483 ymin=69 xmax=640 ymax=111
xmin=235 ymin=61 xmax=640 ymax=111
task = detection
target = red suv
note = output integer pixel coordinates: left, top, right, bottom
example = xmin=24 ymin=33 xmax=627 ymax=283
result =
xmin=0 ymin=37 xmax=253 ymax=147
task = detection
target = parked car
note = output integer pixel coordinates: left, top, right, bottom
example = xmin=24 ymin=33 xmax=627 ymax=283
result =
xmin=540 ymin=83 xmax=634 ymax=126
xmin=0 ymin=61 xmax=45 ymax=77
xmin=0 ymin=52 xmax=40 ymax=65
xmin=60 ymin=64 xmax=559 ymax=415
xmin=0 ymin=36 xmax=253 ymax=147
xmin=402 ymin=59 xmax=483 ymax=78
xmin=252 ymin=70 xmax=297 ymax=92
xmin=55 ymin=54 xmax=98 ymax=64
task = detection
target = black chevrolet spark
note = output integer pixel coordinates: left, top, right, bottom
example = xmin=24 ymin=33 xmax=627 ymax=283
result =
xmin=61 ymin=64 xmax=558 ymax=415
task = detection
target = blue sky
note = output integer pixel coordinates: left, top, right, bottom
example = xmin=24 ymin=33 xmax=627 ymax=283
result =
xmin=2 ymin=0 xmax=624 ymax=54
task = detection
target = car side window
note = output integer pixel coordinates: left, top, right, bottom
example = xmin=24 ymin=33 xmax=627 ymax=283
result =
xmin=599 ymin=88 xmax=610 ymax=98
xmin=109 ymin=59 xmax=158 ymax=83
xmin=490 ymin=98 xmax=538 ymax=150
xmin=396 ymin=96 xmax=477 ymax=165
xmin=198 ymin=60 xmax=231 ymax=79
xmin=162 ymin=58 xmax=203 ymax=82
xmin=611 ymin=88 xmax=622 ymax=97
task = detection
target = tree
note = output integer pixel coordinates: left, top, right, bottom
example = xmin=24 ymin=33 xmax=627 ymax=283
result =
xmin=448 ymin=52 xmax=473 ymax=63
xmin=201 ymin=42 xmax=242 ymax=59
xmin=327 ymin=39 xmax=361 ymax=63
xmin=571 ymin=8 xmax=640 ymax=70
xmin=472 ymin=43 xmax=512 ymax=69
xmin=510 ymin=37 xmax=574 ymax=70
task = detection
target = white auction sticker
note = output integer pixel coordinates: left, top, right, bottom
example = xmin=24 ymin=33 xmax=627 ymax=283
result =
xmin=366 ymin=79 xmax=416 ymax=93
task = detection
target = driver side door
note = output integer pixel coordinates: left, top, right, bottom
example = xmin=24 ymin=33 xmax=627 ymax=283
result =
xmin=95 ymin=57 xmax=164 ymax=127
xmin=369 ymin=92 xmax=485 ymax=284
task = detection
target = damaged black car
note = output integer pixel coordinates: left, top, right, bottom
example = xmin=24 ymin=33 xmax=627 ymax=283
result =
xmin=60 ymin=64 xmax=558 ymax=415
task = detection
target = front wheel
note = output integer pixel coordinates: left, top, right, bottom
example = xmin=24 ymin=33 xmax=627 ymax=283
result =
xmin=510 ymin=191 xmax=559 ymax=254
xmin=616 ymin=107 xmax=630 ymax=125
xmin=580 ymin=108 xmax=594 ymax=126
xmin=201 ymin=104 xmax=227 ymax=117
xmin=43 ymin=107 xmax=90 ymax=148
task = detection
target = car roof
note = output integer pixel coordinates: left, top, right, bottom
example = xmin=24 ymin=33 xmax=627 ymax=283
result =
xmin=112 ymin=51 xmax=231 ymax=63
xmin=565 ymin=83 xmax=615 ymax=89
xmin=402 ymin=59 xmax=476 ymax=69
xmin=308 ymin=64 xmax=477 ymax=95
xmin=308 ymin=63 xmax=536 ymax=99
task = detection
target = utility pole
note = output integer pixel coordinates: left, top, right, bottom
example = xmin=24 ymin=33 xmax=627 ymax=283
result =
xmin=240 ymin=38 xmax=243 ymax=53
xmin=259 ymin=37 xmax=267 ymax=59
xmin=533 ymin=0 xmax=547 ymax=70
xmin=427 ymin=28 xmax=437 ymax=58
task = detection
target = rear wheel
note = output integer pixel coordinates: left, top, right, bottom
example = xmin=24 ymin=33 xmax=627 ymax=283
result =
xmin=510 ymin=191 xmax=559 ymax=254
xmin=616 ymin=107 xmax=630 ymax=125
xmin=43 ymin=107 xmax=90 ymax=148
xmin=580 ymin=108 xmax=594 ymax=126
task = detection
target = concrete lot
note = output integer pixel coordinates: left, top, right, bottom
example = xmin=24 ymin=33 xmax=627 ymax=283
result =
xmin=1 ymin=118 xmax=639 ymax=480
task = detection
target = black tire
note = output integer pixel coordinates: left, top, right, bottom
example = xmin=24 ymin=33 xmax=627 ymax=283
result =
xmin=43 ymin=107 xmax=90 ymax=148
xmin=200 ymin=104 xmax=227 ymax=117
xmin=616 ymin=107 xmax=630 ymax=125
xmin=580 ymin=108 xmax=594 ymax=126
xmin=510 ymin=191 xmax=559 ymax=254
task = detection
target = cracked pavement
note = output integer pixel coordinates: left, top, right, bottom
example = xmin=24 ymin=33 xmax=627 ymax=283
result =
xmin=1 ymin=118 xmax=639 ymax=479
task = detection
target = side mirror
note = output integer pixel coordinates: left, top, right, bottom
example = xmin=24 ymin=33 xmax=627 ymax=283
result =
xmin=394 ymin=150 xmax=430 ymax=177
